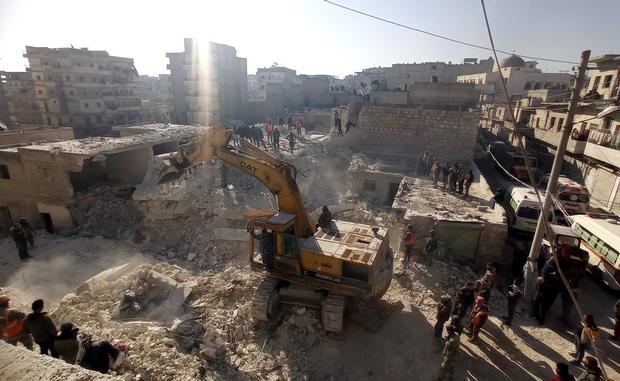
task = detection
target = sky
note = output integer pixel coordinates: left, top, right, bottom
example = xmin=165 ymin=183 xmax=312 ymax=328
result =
xmin=0 ymin=0 xmax=618 ymax=78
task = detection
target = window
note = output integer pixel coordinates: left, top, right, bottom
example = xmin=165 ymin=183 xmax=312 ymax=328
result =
xmin=96 ymin=102 xmax=101 ymax=108
xmin=592 ymin=76 xmax=601 ymax=90
xmin=36 ymin=75 xmax=41 ymax=80
xmin=431 ymin=65 xmax=437 ymax=70
xmin=524 ymin=83 xmax=531 ymax=90
xmin=70 ymin=91 xmax=74 ymax=96
xmin=536 ymin=117 xmax=540 ymax=128
xmin=557 ymin=118 xmax=564 ymax=131
xmin=431 ymin=75 xmax=438 ymax=83
xmin=96 ymin=115 xmax=102 ymax=123
xmin=50 ymin=90 xmax=55 ymax=95
xmin=38 ymin=90 xmax=43 ymax=95
xmin=550 ymin=117 xmax=556 ymax=128
xmin=66 ymin=76 xmax=71 ymax=81
xmin=602 ymin=75 xmax=613 ymax=89
xmin=363 ymin=180 xmax=377 ymax=192
xmin=79 ymin=76 xmax=84 ymax=81
xmin=48 ymin=75 xmax=53 ymax=80
xmin=0 ymin=164 xmax=10 ymax=179
xmin=92 ymin=77 xmax=96 ymax=83
xmin=43 ymin=61 xmax=48 ymax=66
xmin=77 ymin=62 xmax=81 ymax=66
xmin=90 ymin=63 xmax=94 ymax=68
xmin=84 ymin=102 xmax=89 ymax=108
xmin=533 ymin=83 xmax=541 ymax=90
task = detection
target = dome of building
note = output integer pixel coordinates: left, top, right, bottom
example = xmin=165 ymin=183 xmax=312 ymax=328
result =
xmin=500 ymin=54 xmax=525 ymax=68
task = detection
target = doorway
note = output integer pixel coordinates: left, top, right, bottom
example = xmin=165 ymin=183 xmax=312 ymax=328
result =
xmin=0 ymin=207 xmax=13 ymax=234
xmin=387 ymin=182 xmax=400 ymax=205
xmin=40 ymin=213 xmax=54 ymax=233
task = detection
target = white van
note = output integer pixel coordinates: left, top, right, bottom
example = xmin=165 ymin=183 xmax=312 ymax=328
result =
xmin=505 ymin=187 xmax=561 ymax=233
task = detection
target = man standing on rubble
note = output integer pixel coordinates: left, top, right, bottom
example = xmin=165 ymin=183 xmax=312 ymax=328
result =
xmin=10 ymin=223 xmax=32 ymax=262
xmin=435 ymin=294 xmax=453 ymax=338
xmin=442 ymin=163 xmax=450 ymax=189
xmin=19 ymin=218 xmax=35 ymax=248
xmin=437 ymin=324 xmax=460 ymax=381
xmin=424 ymin=229 xmax=438 ymax=266
xmin=266 ymin=119 xmax=274 ymax=145
xmin=502 ymin=280 xmax=522 ymax=326
xmin=287 ymin=131 xmax=296 ymax=154
xmin=24 ymin=299 xmax=58 ymax=357
xmin=401 ymin=224 xmax=417 ymax=269
xmin=316 ymin=206 xmax=333 ymax=231
xmin=273 ymin=127 xmax=281 ymax=151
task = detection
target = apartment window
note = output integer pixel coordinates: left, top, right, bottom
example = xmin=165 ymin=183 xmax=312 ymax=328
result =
xmin=48 ymin=75 xmax=53 ymax=80
xmin=96 ymin=102 xmax=101 ymax=108
xmin=363 ymin=180 xmax=377 ymax=192
xmin=90 ymin=63 xmax=94 ymax=68
xmin=0 ymin=165 xmax=10 ymax=179
xmin=557 ymin=118 xmax=564 ymax=131
xmin=79 ymin=76 xmax=84 ymax=81
xmin=96 ymin=115 xmax=102 ymax=123
xmin=129 ymin=90 xmax=133 ymax=95
xmin=36 ymin=75 xmax=41 ymax=80
xmin=84 ymin=102 xmax=89 ymax=108
xmin=43 ymin=61 xmax=48 ymax=66
xmin=66 ymin=76 xmax=71 ymax=81
xmin=550 ymin=117 xmax=556 ymax=128
xmin=431 ymin=75 xmax=438 ymax=83
xmin=536 ymin=117 xmax=540 ymax=128
xmin=592 ymin=76 xmax=601 ymax=90
xmin=77 ymin=62 xmax=81 ymax=66
xmin=69 ymin=117 xmax=74 ymax=124
xmin=50 ymin=90 xmax=55 ymax=95
xmin=589 ymin=123 xmax=599 ymax=130
xmin=38 ymin=90 xmax=43 ymax=95
xmin=47 ymin=116 xmax=52 ymax=125
xmin=92 ymin=77 xmax=96 ymax=83
xmin=70 ymin=91 xmax=74 ymax=96
xmin=431 ymin=65 xmax=437 ymax=70
xmin=602 ymin=75 xmax=613 ymax=89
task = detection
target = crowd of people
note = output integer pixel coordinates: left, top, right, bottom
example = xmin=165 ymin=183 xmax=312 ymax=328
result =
xmin=235 ymin=115 xmax=303 ymax=154
xmin=0 ymin=295 xmax=124 ymax=374
xmin=418 ymin=152 xmax=475 ymax=197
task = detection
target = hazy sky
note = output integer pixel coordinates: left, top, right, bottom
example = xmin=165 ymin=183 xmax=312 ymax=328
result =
xmin=1 ymin=0 xmax=618 ymax=78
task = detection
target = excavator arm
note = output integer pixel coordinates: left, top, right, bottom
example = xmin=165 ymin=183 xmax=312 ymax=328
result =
xmin=147 ymin=124 xmax=314 ymax=238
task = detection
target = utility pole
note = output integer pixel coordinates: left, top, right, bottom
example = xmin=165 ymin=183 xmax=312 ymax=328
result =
xmin=522 ymin=50 xmax=591 ymax=302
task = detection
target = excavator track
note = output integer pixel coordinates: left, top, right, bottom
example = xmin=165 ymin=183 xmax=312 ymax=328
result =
xmin=322 ymin=294 xmax=346 ymax=333
xmin=251 ymin=277 xmax=279 ymax=322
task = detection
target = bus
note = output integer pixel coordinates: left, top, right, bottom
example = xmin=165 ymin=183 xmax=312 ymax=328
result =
xmin=504 ymin=187 xmax=563 ymax=233
xmin=539 ymin=175 xmax=590 ymax=214
xmin=571 ymin=214 xmax=620 ymax=291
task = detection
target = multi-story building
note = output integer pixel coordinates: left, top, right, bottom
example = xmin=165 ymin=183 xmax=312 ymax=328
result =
xmin=480 ymin=54 xmax=620 ymax=214
xmin=24 ymin=46 xmax=142 ymax=137
xmin=166 ymin=38 xmax=248 ymax=125
xmin=457 ymin=54 xmax=572 ymax=103
xmin=135 ymin=74 xmax=173 ymax=123
xmin=1 ymin=71 xmax=43 ymax=125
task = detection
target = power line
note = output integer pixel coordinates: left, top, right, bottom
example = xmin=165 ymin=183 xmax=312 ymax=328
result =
xmin=480 ymin=1 xmax=608 ymax=378
xmin=323 ymin=0 xmax=580 ymax=65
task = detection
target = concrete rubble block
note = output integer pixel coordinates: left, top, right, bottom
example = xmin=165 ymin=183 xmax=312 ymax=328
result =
xmin=171 ymin=319 xmax=206 ymax=353
xmin=214 ymin=227 xmax=248 ymax=242
xmin=76 ymin=262 xmax=137 ymax=295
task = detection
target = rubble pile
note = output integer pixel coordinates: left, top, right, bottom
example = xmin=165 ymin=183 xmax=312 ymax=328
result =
xmin=50 ymin=262 xmax=332 ymax=381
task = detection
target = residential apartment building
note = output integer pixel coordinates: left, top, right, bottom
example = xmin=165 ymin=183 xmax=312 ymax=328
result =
xmin=480 ymin=54 xmax=620 ymax=214
xmin=24 ymin=46 xmax=142 ymax=137
xmin=1 ymin=71 xmax=43 ymax=125
xmin=166 ymin=38 xmax=248 ymax=125
xmin=457 ymin=54 xmax=572 ymax=103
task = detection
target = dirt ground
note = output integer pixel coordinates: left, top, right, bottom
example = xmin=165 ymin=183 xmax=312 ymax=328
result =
xmin=1 ymin=233 xmax=619 ymax=381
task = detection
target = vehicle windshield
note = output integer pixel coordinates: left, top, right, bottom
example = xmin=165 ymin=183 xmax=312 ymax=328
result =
xmin=517 ymin=206 xmax=553 ymax=221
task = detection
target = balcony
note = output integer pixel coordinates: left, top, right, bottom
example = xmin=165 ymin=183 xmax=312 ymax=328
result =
xmin=583 ymin=129 xmax=620 ymax=167
xmin=531 ymin=127 xmax=586 ymax=154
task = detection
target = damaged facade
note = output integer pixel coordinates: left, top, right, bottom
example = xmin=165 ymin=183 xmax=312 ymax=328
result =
xmin=0 ymin=123 xmax=206 ymax=233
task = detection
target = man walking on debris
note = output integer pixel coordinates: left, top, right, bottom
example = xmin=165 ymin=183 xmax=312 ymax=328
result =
xmin=442 ymin=162 xmax=450 ymax=189
xmin=266 ymin=119 xmax=274 ymax=145
xmin=447 ymin=166 xmax=457 ymax=192
xmin=24 ymin=299 xmax=58 ymax=357
xmin=401 ymin=224 xmax=417 ymax=270
xmin=453 ymin=282 xmax=477 ymax=319
xmin=273 ymin=127 xmax=281 ymax=151
xmin=457 ymin=165 xmax=466 ymax=194
xmin=432 ymin=160 xmax=440 ymax=187
xmin=9 ymin=223 xmax=32 ymax=262
xmin=502 ymin=280 xmax=522 ymax=326
xmin=255 ymin=125 xmax=267 ymax=149
xmin=19 ymin=218 xmax=34 ymax=248
xmin=437 ymin=324 xmax=460 ymax=381
xmin=464 ymin=170 xmax=474 ymax=197
xmin=532 ymin=276 xmax=547 ymax=324
xmin=249 ymin=227 xmax=275 ymax=272
xmin=435 ymin=294 xmax=452 ymax=337
xmin=570 ymin=314 xmax=599 ymax=365
xmin=287 ymin=131 xmax=296 ymax=153
xmin=424 ymin=229 xmax=438 ymax=266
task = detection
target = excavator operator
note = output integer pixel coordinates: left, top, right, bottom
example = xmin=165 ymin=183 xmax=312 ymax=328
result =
xmin=249 ymin=227 xmax=275 ymax=272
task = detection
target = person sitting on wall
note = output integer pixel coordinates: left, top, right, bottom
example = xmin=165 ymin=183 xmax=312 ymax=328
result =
xmin=316 ymin=206 xmax=333 ymax=231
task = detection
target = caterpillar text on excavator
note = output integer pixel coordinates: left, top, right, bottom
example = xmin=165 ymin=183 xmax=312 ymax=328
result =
xmin=145 ymin=124 xmax=394 ymax=332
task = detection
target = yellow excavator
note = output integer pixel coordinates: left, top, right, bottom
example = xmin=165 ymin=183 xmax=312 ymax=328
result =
xmin=148 ymin=124 xmax=394 ymax=332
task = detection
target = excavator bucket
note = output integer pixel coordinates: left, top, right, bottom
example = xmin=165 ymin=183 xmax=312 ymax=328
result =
xmin=141 ymin=153 xmax=182 ymax=186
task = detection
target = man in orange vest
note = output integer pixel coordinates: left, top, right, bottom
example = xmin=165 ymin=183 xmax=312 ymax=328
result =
xmin=266 ymin=119 xmax=274 ymax=146
xmin=401 ymin=224 xmax=417 ymax=270
xmin=0 ymin=295 xmax=34 ymax=349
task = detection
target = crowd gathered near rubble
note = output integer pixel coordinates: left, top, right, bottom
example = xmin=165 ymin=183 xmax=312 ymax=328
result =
xmin=2 ymin=121 xmax=620 ymax=381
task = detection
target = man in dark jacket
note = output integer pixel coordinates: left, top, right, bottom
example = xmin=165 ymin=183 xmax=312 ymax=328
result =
xmin=453 ymin=282 xmax=477 ymax=319
xmin=272 ymin=127 xmax=281 ymax=151
xmin=19 ymin=218 xmax=34 ymax=248
xmin=55 ymin=322 xmax=80 ymax=364
xmin=250 ymin=228 xmax=274 ymax=272
xmin=78 ymin=336 xmax=121 ymax=374
xmin=610 ymin=298 xmax=620 ymax=340
xmin=316 ymin=205 xmax=333 ymax=230
xmin=434 ymin=294 xmax=452 ymax=337
xmin=23 ymin=299 xmax=58 ymax=357
xmin=502 ymin=281 xmax=522 ymax=325
xmin=10 ymin=224 xmax=31 ymax=261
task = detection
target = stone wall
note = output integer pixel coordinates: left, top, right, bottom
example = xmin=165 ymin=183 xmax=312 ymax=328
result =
xmin=346 ymin=105 xmax=480 ymax=160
